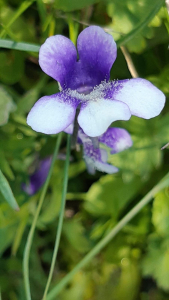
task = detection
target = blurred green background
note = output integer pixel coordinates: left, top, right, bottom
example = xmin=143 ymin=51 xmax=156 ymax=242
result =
xmin=1 ymin=0 xmax=169 ymax=299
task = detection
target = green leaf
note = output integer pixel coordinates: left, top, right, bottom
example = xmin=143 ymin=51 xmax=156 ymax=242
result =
xmin=0 ymin=86 xmax=16 ymax=126
xmin=63 ymin=218 xmax=89 ymax=253
xmin=107 ymin=0 xmax=164 ymax=52
xmin=0 ymin=226 xmax=18 ymax=256
xmin=0 ymin=170 xmax=19 ymax=210
xmin=111 ymin=117 xmax=163 ymax=180
xmin=0 ymin=150 xmax=15 ymax=180
xmin=96 ymin=260 xmax=140 ymax=300
xmin=142 ymin=235 xmax=169 ymax=291
xmin=152 ymin=191 xmax=169 ymax=237
xmin=16 ymin=76 xmax=47 ymax=114
xmin=0 ymin=51 xmax=24 ymax=84
xmin=12 ymin=216 xmax=28 ymax=255
xmin=147 ymin=64 xmax=169 ymax=95
xmin=85 ymin=175 xmax=142 ymax=219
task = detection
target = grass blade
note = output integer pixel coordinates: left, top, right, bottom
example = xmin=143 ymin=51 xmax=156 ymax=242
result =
xmin=0 ymin=39 xmax=40 ymax=52
xmin=0 ymin=170 xmax=19 ymax=211
xmin=23 ymin=133 xmax=62 ymax=300
xmin=42 ymin=134 xmax=71 ymax=300
xmin=0 ymin=0 xmax=35 ymax=38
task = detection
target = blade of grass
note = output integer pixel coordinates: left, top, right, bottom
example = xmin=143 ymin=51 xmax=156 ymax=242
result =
xmin=47 ymin=172 xmax=169 ymax=300
xmin=42 ymin=134 xmax=71 ymax=300
xmin=117 ymin=0 xmax=164 ymax=47
xmin=37 ymin=0 xmax=47 ymax=26
xmin=0 ymin=170 xmax=19 ymax=211
xmin=0 ymin=39 xmax=40 ymax=52
xmin=0 ymin=0 xmax=35 ymax=38
xmin=23 ymin=133 xmax=62 ymax=300
xmin=1 ymin=24 xmax=18 ymax=41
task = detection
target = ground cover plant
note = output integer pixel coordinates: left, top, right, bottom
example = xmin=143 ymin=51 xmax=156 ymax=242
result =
xmin=0 ymin=0 xmax=169 ymax=299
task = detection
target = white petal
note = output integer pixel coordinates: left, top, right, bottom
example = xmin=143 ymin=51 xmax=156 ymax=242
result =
xmin=94 ymin=161 xmax=119 ymax=174
xmin=115 ymin=78 xmax=165 ymax=119
xmin=78 ymin=99 xmax=131 ymax=137
xmin=27 ymin=94 xmax=78 ymax=134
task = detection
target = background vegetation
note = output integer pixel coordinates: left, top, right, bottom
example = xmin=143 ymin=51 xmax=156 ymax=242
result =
xmin=0 ymin=0 xmax=169 ymax=299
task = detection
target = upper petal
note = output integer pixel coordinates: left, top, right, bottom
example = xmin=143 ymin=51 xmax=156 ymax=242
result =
xmin=99 ymin=127 xmax=133 ymax=154
xmin=108 ymin=78 xmax=165 ymax=119
xmin=39 ymin=35 xmax=77 ymax=88
xmin=77 ymin=26 xmax=117 ymax=83
xmin=27 ymin=93 xmax=79 ymax=134
xmin=78 ymin=98 xmax=131 ymax=137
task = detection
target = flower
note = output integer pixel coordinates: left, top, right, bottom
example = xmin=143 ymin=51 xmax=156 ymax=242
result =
xmin=27 ymin=26 xmax=165 ymax=137
xmin=22 ymin=157 xmax=52 ymax=195
xmin=65 ymin=124 xmax=133 ymax=174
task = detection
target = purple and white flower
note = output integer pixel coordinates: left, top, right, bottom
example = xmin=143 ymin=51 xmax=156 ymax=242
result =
xmin=65 ymin=124 xmax=132 ymax=174
xmin=27 ymin=26 xmax=165 ymax=137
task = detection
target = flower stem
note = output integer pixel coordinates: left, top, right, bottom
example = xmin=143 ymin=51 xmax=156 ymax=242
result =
xmin=47 ymin=172 xmax=169 ymax=300
xmin=120 ymin=46 xmax=139 ymax=78
xmin=71 ymin=108 xmax=80 ymax=149
xmin=23 ymin=133 xmax=62 ymax=300
xmin=42 ymin=134 xmax=71 ymax=300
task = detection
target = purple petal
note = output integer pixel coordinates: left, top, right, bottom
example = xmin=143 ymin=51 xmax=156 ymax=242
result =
xmin=83 ymin=141 xmax=118 ymax=174
xmin=78 ymin=98 xmax=131 ymax=137
xmin=99 ymin=127 xmax=133 ymax=154
xmin=22 ymin=157 xmax=52 ymax=195
xmin=39 ymin=35 xmax=77 ymax=88
xmin=27 ymin=93 xmax=79 ymax=134
xmin=66 ymin=60 xmax=101 ymax=91
xmin=105 ymin=78 xmax=165 ymax=119
xmin=77 ymin=26 xmax=117 ymax=83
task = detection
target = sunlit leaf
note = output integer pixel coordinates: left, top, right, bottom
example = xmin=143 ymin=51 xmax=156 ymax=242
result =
xmin=63 ymin=218 xmax=89 ymax=253
xmin=152 ymin=191 xmax=169 ymax=237
xmin=85 ymin=175 xmax=142 ymax=218
xmin=142 ymin=235 xmax=169 ymax=291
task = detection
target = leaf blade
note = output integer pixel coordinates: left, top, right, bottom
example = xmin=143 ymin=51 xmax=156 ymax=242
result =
xmin=0 ymin=170 xmax=19 ymax=211
xmin=0 ymin=39 xmax=40 ymax=52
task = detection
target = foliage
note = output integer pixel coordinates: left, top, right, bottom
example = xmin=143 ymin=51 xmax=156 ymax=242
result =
xmin=0 ymin=0 xmax=169 ymax=299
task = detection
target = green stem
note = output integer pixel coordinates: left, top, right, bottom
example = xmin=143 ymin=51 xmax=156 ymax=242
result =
xmin=47 ymin=172 xmax=169 ymax=300
xmin=42 ymin=134 xmax=71 ymax=300
xmin=23 ymin=133 xmax=62 ymax=300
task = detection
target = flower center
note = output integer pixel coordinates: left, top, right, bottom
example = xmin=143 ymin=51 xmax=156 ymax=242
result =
xmin=76 ymin=85 xmax=93 ymax=95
